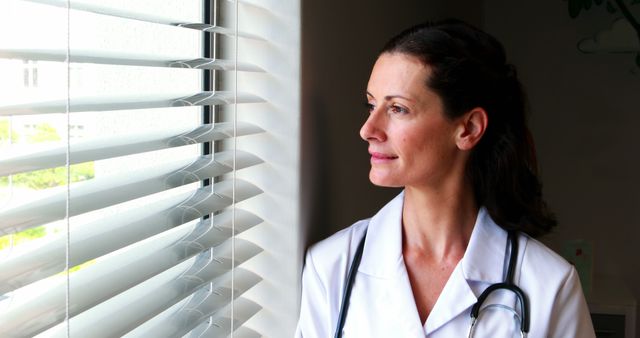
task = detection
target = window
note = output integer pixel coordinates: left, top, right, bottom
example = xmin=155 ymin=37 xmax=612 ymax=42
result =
xmin=0 ymin=0 xmax=301 ymax=336
xmin=23 ymin=60 xmax=38 ymax=88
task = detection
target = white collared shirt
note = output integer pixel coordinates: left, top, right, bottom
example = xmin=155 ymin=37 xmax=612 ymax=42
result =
xmin=295 ymin=192 xmax=595 ymax=338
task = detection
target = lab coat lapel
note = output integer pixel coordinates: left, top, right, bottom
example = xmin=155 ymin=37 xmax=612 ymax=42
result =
xmin=356 ymin=192 xmax=426 ymax=337
xmin=358 ymin=192 xmax=404 ymax=278
xmin=425 ymin=208 xmax=509 ymax=335
xmin=423 ymin=264 xmax=477 ymax=334
xmin=390 ymin=260 xmax=432 ymax=337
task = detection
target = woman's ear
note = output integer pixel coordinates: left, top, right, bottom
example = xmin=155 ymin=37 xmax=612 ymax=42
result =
xmin=455 ymin=107 xmax=488 ymax=151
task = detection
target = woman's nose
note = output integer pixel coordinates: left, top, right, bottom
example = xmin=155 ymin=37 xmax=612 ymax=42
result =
xmin=359 ymin=110 xmax=386 ymax=142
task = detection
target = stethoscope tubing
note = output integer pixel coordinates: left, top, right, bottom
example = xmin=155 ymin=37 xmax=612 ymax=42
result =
xmin=333 ymin=228 xmax=529 ymax=338
xmin=334 ymin=232 xmax=367 ymax=338
xmin=469 ymin=230 xmax=529 ymax=334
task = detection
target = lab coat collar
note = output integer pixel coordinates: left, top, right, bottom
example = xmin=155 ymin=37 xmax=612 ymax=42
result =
xmin=358 ymin=191 xmax=508 ymax=285
xmin=356 ymin=191 xmax=511 ymax=335
xmin=461 ymin=207 xmax=508 ymax=284
xmin=357 ymin=192 xmax=405 ymax=278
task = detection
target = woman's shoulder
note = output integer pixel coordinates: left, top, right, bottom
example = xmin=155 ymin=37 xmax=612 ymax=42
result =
xmin=306 ymin=219 xmax=369 ymax=271
xmin=297 ymin=219 xmax=372 ymax=337
xmin=519 ymin=233 xmax=577 ymax=284
xmin=522 ymin=234 xmax=569 ymax=267
xmin=518 ymin=234 xmax=594 ymax=336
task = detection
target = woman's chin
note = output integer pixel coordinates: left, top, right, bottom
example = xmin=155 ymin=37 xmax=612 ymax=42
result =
xmin=369 ymin=172 xmax=403 ymax=188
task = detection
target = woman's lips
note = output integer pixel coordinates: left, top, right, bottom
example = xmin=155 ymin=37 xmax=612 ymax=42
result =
xmin=369 ymin=151 xmax=398 ymax=163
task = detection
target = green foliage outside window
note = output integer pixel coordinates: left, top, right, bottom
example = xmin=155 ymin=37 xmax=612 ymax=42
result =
xmin=0 ymin=119 xmax=19 ymax=144
xmin=2 ymin=162 xmax=95 ymax=190
xmin=0 ymin=227 xmax=46 ymax=250
xmin=27 ymin=123 xmax=60 ymax=143
xmin=0 ymin=121 xmax=95 ymax=250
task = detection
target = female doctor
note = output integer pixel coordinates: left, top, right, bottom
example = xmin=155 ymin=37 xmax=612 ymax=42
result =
xmin=296 ymin=19 xmax=596 ymax=338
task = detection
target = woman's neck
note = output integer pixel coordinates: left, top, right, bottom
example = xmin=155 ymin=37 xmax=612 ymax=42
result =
xmin=401 ymin=184 xmax=478 ymax=263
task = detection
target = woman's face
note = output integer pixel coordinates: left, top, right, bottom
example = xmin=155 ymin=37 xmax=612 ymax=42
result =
xmin=361 ymin=53 xmax=463 ymax=189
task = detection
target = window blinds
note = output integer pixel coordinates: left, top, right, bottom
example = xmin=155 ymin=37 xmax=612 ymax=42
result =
xmin=0 ymin=0 xmax=303 ymax=336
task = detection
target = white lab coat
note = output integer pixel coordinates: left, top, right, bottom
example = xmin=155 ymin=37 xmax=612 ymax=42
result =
xmin=296 ymin=192 xmax=595 ymax=338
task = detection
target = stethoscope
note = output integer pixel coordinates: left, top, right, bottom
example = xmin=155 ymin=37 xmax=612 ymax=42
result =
xmin=334 ymin=229 xmax=529 ymax=338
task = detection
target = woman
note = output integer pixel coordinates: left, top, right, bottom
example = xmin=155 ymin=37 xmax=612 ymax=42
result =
xmin=296 ymin=20 xmax=595 ymax=338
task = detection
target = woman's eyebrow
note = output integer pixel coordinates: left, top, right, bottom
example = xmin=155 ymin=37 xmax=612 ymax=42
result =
xmin=384 ymin=94 xmax=413 ymax=102
xmin=366 ymin=91 xmax=413 ymax=102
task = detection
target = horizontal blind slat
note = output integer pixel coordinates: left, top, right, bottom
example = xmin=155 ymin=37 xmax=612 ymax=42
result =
xmin=0 ymin=122 xmax=264 ymax=176
xmin=180 ymin=297 xmax=262 ymax=338
xmin=231 ymin=327 xmax=262 ymax=338
xmin=125 ymin=272 xmax=262 ymax=338
xmin=0 ymin=199 xmax=263 ymax=294
xmin=177 ymin=23 xmax=265 ymax=40
xmin=0 ymin=153 xmax=263 ymax=234
xmin=0 ymin=91 xmax=264 ymax=116
xmin=0 ymin=49 xmax=264 ymax=71
xmin=0 ymin=240 xmax=262 ymax=338
xmin=21 ymin=0 xmax=263 ymax=40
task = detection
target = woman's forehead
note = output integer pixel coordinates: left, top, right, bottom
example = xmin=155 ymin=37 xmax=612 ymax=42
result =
xmin=367 ymin=53 xmax=434 ymax=101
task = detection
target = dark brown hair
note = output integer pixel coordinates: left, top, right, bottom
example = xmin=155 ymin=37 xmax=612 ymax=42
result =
xmin=382 ymin=19 xmax=556 ymax=237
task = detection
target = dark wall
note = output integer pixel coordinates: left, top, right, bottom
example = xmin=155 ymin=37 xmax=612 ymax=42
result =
xmin=484 ymin=0 xmax=640 ymax=334
xmin=300 ymin=1 xmax=484 ymax=249
xmin=301 ymin=0 xmax=639 ymax=333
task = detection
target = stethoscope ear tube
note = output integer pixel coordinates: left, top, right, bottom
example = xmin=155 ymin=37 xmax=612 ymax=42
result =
xmin=334 ymin=232 xmax=368 ymax=338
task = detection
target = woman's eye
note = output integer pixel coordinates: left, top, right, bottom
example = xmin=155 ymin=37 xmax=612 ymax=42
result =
xmin=390 ymin=105 xmax=408 ymax=114
xmin=364 ymin=102 xmax=375 ymax=113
